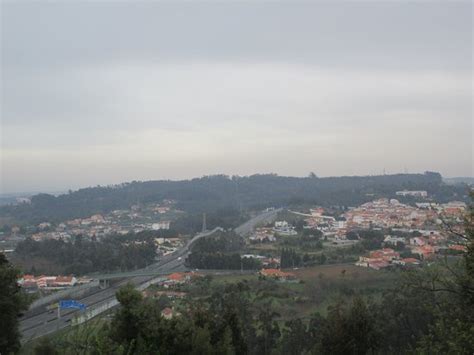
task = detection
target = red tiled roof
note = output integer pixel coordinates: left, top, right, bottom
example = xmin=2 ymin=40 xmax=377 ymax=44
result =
xmin=55 ymin=276 xmax=74 ymax=283
xmin=449 ymin=244 xmax=467 ymax=251
xmin=168 ymin=272 xmax=185 ymax=281
xmin=402 ymin=258 xmax=420 ymax=264
xmin=161 ymin=307 xmax=173 ymax=315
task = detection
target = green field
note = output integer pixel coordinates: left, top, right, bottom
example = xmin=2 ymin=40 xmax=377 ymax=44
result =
xmin=204 ymin=263 xmax=398 ymax=319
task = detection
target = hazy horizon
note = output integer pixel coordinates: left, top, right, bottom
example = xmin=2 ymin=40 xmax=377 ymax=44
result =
xmin=1 ymin=1 xmax=473 ymax=194
xmin=1 ymin=170 xmax=472 ymax=197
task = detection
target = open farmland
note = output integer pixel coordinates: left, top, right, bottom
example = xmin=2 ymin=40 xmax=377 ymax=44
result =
xmin=208 ymin=263 xmax=399 ymax=319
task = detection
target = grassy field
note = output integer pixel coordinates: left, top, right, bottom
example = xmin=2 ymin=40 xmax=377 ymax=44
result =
xmin=292 ymin=263 xmax=377 ymax=280
xmin=209 ymin=263 xmax=398 ymax=319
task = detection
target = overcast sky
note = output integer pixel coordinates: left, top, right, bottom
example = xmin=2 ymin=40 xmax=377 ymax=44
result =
xmin=1 ymin=1 xmax=472 ymax=193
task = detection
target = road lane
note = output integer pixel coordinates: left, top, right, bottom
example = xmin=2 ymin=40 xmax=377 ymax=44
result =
xmin=20 ymin=211 xmax=278 ymax=342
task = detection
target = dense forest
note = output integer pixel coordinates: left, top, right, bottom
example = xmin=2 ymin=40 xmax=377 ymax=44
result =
xmin=186 ymin=232 xmax=261 ymax=270
xmin=1 ymin=172 xmax=469 ymax=225
xmin=0 ymin=253 xmax=29 ymax=354
xmin=13 ymin=233 xmax=157 ymax=275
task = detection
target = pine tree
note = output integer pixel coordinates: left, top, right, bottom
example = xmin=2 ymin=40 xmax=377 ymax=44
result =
xmin=0 ymin=253 xmax=29 ymax=354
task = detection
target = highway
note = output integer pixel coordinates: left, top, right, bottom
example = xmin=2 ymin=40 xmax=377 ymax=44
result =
xmin=20 ymin=209 xmax=280 ymax=343
xmin=20 ymin=254 xmax=183 ymax=343
xmin=234 ymin=208 xmax=282 ymax=236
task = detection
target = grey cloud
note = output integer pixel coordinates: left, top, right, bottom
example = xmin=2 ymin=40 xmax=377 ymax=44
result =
xmin=2 ymin=2 xmax=471 ymax=70
xmin=1 ymin=1 xmax=472 ymax=193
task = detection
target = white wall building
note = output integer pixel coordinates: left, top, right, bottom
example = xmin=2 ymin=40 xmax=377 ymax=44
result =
xmin=152 ymin=221 xmax=171 ymax=230
xmin=395 ymin=190 xmax=428 ymax=197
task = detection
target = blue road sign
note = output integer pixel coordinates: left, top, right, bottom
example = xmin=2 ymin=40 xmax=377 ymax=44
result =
xmin=59 ymin=300 xmax=86 ymax=310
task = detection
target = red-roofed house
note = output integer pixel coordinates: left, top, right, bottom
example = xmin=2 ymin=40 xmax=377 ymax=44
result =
xmin=449 ymin=244 xmax=467 ymax=252
xmin=53 ymin=276 xmax=77 ymax=287
xmin=168 ymin=272 xmax=186 ymax=282
xmin=356 ymin=248 xmax=400 ymax=270
xmin=412 ymin=245 xmax=435 ymax=259
xmin=163 ymin=272 xmax=202 ymax=288
xmin=259 ymin=268 xmax=296 ymax=281
xmin=369 ymin=248 xmax=400 ymax=262
xmin=161 ymin=307 xmax=174 ymax=320
xmin=36 ymin=275 xmax=56 ymax=288
xmin=163 ymin=273 xmax=186 ymax=287
xmin=21 ymin=275 xmax=36 ymax=283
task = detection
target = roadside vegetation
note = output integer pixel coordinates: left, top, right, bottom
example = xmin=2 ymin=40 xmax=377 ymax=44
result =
xmin=12 ymin=232 xmax=159 ymax=275
xmin=2 ymin=193 xmax=472 ymax=354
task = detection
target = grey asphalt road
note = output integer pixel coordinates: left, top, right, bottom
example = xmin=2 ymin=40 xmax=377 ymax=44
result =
xmin=20 ymin=258 xmax=183 ymax=342
xmin=20 ymin=211 xmax=279 ymax=343
xmin=234 ymin=208 xmax=281 ymax=236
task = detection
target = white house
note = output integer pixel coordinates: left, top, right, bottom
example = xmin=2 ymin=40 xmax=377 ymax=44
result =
xmin=383 ymin=235 xmax=406 ymax=246
xmin=152 ymin=221 xmax=171 ymax=230
xmin=395 ymin=190 xmax=428 ymax=198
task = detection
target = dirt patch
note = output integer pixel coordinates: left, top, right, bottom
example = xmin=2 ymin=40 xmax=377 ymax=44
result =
xmin=289 ymin=263 xmax=376 ymax=281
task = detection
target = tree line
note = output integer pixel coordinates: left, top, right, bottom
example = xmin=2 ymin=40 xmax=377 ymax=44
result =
xmin=186 ymin=232 xmax=261 ymax=270
xmin=3 ymin=172 xmax=467 ymax=225
xmin=14 ymin=233 xmax=157 ymax=275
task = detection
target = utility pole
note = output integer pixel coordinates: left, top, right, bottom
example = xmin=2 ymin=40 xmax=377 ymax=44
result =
xmin=202 ymin=213 xmax=207 ymax=233
xmin=57 ymin=303 xmax=61 ymax=331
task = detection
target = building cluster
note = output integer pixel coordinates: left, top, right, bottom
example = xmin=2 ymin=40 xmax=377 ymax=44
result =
xmin=18 ymin=275 xmax=92 ymax=292
xmin=259 ymin=268 xmax=297 ymax=281
xmin=28 ymin=201 xmax=178 ymax=242
xmin=273 ymin=221 xmax=298 ymax=236
xmin=285 ymin=198 xmax=467 ymax=252
xmin=242 ymin=254 xmax=281 ymax=268
xmin=248 ymin=220 xmax=298 ymax=243
xmin=395 ymin=190 xmax=428 ymax=197
xmin=334 ymin=199 xmax=464 ymax=237
xmin=303 ymin=208 xmax=347 ymax=239
xmin=249 ymin=227 xmax=276 ymax=243
xmin=434 ymin=201 xmax=468 ymax=219
xmin=356 ymin=230 xmax=467 ymax=270
xmin=249 ymin=198 xmax=466 ymax=249
xmin=158 ymin=272 xmax=203 ymax=289
xmin=344 ymin=198 xmax=439 ymax=230
xmin=154 ymin=237 xmax=184 ymax=256
xmin=344 ymin=199 xmax=466 ymax=233
xmin=355 ymin=248 xmax=419 ymax=270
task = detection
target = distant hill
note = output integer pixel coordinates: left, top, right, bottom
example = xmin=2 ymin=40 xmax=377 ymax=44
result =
xmin=0 ymin=172 xmax=470 ymax=225
xmin=0 ymin=191 xmax=66 ymax=206
xmin=443 ymin=177 xmax=474 ymax=186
